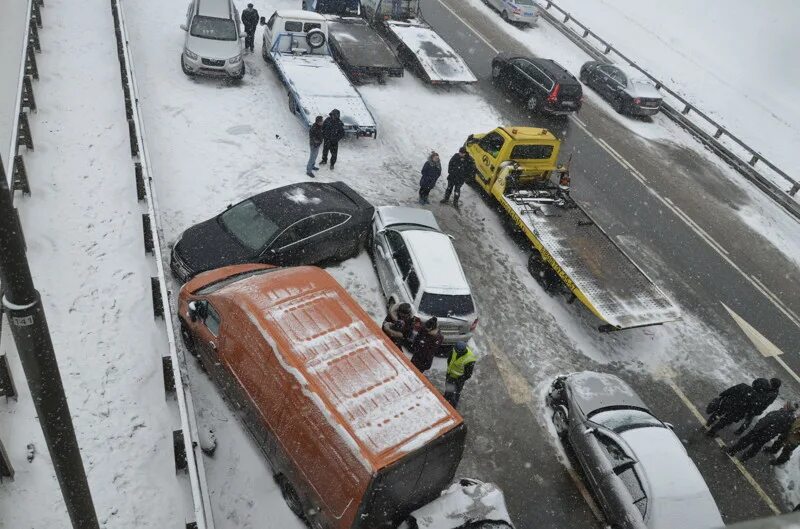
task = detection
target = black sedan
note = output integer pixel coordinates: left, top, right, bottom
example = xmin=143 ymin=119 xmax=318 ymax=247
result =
xmin=170 ymin=182 xmax=374 ymax=282
xmin=546 ymin=372 xmax=723 ymax=529
xmin=491 ymin=53 xmax=583 ymax=115
xmin=579 ymin=62 xmax=663 ymax=116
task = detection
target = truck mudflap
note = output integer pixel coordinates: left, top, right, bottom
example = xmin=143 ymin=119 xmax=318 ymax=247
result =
xmin=504 ymin=193 xmax=681 ymax=330
xmin=386 ymin=20 xmax=477 ymax=85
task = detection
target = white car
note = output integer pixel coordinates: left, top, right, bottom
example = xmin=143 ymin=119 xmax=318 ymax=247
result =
xmin=485 ymin=0 xmax=539 ymax=26
xmin=399 ymin=478 xmax=515 ymax=529
xmin=370 ymin=206 xmax=478 ymax=345
xmin=180 ymin=0 xmax=245 ymax=79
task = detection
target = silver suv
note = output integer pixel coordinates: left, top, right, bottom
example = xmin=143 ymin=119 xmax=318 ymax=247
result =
xmin=181 ymin=0 xmax=244 ymax=79
xmin=370 ymin=206 xmax=478 ymax=345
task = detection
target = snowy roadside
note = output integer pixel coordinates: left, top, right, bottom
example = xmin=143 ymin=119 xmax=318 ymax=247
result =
xmin=0 ymin=0 xmax=185 ymax=526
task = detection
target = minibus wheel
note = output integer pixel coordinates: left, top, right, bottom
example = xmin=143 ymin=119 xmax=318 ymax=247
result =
xmin=277 ymin=475 xmax=306 ymax=521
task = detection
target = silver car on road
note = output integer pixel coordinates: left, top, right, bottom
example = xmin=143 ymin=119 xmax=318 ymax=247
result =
xmin=547 ymin=372 xmax=724 ymax=529
xmin=370 ymin=206 xmax=478 ymax=345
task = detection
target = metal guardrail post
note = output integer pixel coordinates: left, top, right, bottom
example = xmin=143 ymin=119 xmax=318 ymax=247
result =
xmin=0 ymin=435 xmax=13 ymax=481
xmin=0 ymin=354 xmax=18 ymax=400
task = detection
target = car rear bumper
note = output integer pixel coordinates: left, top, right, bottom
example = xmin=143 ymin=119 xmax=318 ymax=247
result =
xmin=507 ymin=10 xmax=539 ymax=23
xmin=629 ymin=105 xmax=661 ymax=116
xmin=542 ymin=103 xmax=581 ymax=115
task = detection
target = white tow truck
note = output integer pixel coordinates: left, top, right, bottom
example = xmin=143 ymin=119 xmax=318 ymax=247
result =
xmin=361 ymin=0 xmax=477 ymax=85
xmin=260 ymin=10 xmax=377 ymax=137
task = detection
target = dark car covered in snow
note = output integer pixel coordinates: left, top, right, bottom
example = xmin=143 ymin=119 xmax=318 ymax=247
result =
xmin=170 ymin=182 xmax=373 ymax=282
xmin=546 ymin=372 xmax=724 ymax=529
xmin=579 ymin=62 xmax=663 ymax=116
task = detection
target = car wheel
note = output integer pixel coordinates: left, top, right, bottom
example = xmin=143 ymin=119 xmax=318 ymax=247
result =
xmin=579 ymin=71 xmax=588 ymax=84
xmin=526 ymin=95 xmax=539 ymax=112
xmin=613 ymin=96 xmax=624 ymax=114
xmin=180 ymin=320 xmax=197 ymax=357
xmin=231 ymin=63 xmax=245 ymax=81
xmin=501 ymin=10 xmax=510 ymax=23
xmin=552 ymin=406 xmax=569 ymax=439
xmin=180 ymin=55 xmax=193 ymax=76
xmin=277 ymin=475 xmax=306 ymax=521
xmin=288 ymin=92 xmax=298 ymax=114
xmin=491 ymin=63 xmax=502 ymax=80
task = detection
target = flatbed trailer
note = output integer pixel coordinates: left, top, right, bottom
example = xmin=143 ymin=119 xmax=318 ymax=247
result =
xmin=326 ymin=16 xmax=404 ymax=83
xmin=361 ymin=0 xmax=477 ymax=85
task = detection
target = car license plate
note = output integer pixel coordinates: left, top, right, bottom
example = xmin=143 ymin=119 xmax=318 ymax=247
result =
xmin=562 ymin=101 xmax=576 ymax=107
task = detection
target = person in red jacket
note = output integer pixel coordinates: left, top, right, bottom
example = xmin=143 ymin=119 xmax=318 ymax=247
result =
xmin=410 ymin=317 xmax=443 ymax=374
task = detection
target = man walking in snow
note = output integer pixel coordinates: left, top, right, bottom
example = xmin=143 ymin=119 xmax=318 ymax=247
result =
xmin=440 ymin=147 xmax=474 ymax=209
xmin=767 ymin=415 xmax=800 ymax=465
xmin=320 ymin=109 xmax=345 ymax=169
xmin=241 ymin=3 xmax=259 ymax=53
xmin=444 ymin=341 xmax=476 ymax=408
xmin=410 ymin=317 xmax=443 ymax=374
xmin=306 ymin=115 xmax=323 ymax=177
xmin=706 ymin=380 xmax=757 ymax=437
xmin=726 ymin=402 xmax=797 ymax=461
xmin=735 ymin=377 xmax=781 ymax=434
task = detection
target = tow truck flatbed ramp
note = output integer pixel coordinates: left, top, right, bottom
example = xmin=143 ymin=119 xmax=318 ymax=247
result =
xmin=386 ymin=20 xmax=477 ymax=84
xmin=507 ymin=195 xmax=681 ymax=329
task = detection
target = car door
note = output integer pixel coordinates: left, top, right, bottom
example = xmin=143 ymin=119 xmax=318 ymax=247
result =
xmin=373 ymin=228 xmax=399 ymax=296
xmin=383 ymin=231 xmax=414 ymax=305
xmin=474 ymin=131 xmax=507 ymax=182
xmin=190 ymin=301 xmax=237 ymax=402
xmin=506 ymin=58 xmax=532 ymax=95
xmin=264 ymin=214 xmax=336 ymax=265
xmin=306 ymin=211 xmax=352 ymax=260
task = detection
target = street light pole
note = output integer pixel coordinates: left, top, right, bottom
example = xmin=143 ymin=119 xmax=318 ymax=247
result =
xmin=0 ymin=159 xmax=100 ymax=529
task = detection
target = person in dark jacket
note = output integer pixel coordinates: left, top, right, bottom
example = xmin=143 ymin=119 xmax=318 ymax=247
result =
xmin=736 ymin=377 xmax=781 ymax=434
xmin=767 ymin=416 xmax=800 ymax=465
xmin=320 ymin=109 xmax=345 ymax=169
xmin=241 ymin=3 xmax=260 ymax=52
xmin=440 ymin=147 xmax=475 ymax=209
xmin=444 ymin=341 xmax=476 ymax=408
xmin=706 ymin=380 xmax=757 ymax=437
xmin=418 ymin=152 xmax=441 ymax=204
xmin=382 ymin=302 xmax=420 ymax=349
xmin=306 ymin=115 xmax=324 ymax=177
xmin=410 ymin=317 xmax=443 ymax=374
xmin=726 ymin=402 xmax=797 ymax=461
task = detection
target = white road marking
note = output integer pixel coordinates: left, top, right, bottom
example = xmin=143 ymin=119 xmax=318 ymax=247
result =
xmin=664 ymin=378 xmax=782 ymax=515
xmin=433 ymin=0 xmax=499 ymax=54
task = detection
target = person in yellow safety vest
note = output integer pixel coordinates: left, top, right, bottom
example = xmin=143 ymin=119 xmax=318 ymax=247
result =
xmin=444 ymin=341 xmax=476 ymax=409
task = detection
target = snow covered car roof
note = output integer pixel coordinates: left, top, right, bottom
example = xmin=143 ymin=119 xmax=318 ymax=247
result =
xmin=217 ymin=266 xmax=463 ymax=469
xmin=565 ymin=371 xmax=649 ymax=416
xmin=402 ymin=230 xmax=472 ymax=295
xmin=274 ymin=9 xmax=326 ymax=22
xmin=376 ymin=205 xmax=441 ymax=231
xmin=620 ymin=427 xmax=724 ymax=529
xmin=405 ymin=479 xmax=514 ymax=529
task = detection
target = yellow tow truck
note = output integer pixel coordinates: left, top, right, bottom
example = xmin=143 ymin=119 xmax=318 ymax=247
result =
xmin=465 ymin=126 xmax=680 ymax=331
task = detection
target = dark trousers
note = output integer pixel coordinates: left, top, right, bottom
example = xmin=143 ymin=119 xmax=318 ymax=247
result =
xmin=728 ymin=430 xmax=773 ymax=460
xmin=707 ymin=412 xmax=742 ymax=435
xmin=442 ymin=180 xmax=463 ymax=205
xmin=444 ymin=376 xmax=466 ymax=408
xmin=769 ymin=436 xmax=798 ymax=464
xmin=419 ymin=186 xmax=433 ymax=204
xmin=244 ymin=29 xmax=256 ymax=51
xmin=321 ymin=140 xmax=339 ymax=167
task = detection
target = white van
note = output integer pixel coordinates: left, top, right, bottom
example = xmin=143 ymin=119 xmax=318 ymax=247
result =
xmin=180 ymin=0 xmax=245 ymax=79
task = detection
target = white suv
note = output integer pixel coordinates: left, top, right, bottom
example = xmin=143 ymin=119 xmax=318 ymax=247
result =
xmin=181 ymin=0 xmax=244 ymax=79
xmin=370 ymin=206 xmax=478 ymax=345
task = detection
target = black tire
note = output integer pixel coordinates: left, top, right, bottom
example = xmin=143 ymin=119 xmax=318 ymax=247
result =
xmin=180 ymin=320 xmax=197 ymax=357
xmin=501 ymin=10 xmax=510 ymax=23
xmin=553 ymin=407 xmax=569 ymax=439
xmin=528 ymin=251 xmax=560 ymax=292
xmin=277 ymin=475 xmax=306 ymax=521
xmin=230 ymin=63 xmax=245 ymax=81
xmin=612 ymin=95 xmax=624 ymax=114
xmin=526 ymin=95 xmax=539 ymax=112
xmin=262 ymin=43 xmax=272 ymax=63
xmin=491 ymin=62 xmax=502 ymax=81
xmin=579 ymin=71 xmax=588 ymax=84
xmin=288 ymin=91 xmax=297 ymax=114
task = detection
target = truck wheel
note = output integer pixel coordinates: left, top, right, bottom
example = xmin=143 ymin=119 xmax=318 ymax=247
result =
xmin=262 ymin=43 xmax=271 ymax=63
xmin=552 ymin=407 xmax=569 ymax=439
xmin=277 ymin=475 xmax=306 ymax=521
xmin=528 ymin=252 xmax=559 ymax=292
xmin=287 ymin=92 xmax=298 ymax=114
xmin=306 ymin=28 xmax=326 ymax=49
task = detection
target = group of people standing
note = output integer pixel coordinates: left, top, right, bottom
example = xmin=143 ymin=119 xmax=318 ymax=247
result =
xmin=307 ymin=109 xmax=346 ymax=177
xmin=381 ymin=302 xmax=476 ymax=408
xmin=706 ymin=377 xmax=800 ymax=465
xmin=418 ymin=147 xmax=476 ymax=209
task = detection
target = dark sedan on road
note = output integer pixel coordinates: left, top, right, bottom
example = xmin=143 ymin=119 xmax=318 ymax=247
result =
xmin=491 ymin=53 xmax=583 ymax=115
xmin=546 ymin=372 xmax=724 ymax=529
xmin=579 ymin=62 xmax=663 ymax=116
xmin=170 ymin=182 xmax=374 ymax=282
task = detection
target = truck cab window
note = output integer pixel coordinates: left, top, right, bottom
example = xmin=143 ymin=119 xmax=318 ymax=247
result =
xmin=204 ymin=303 xmax=221 ymax=337
xmin=285 ymin=21 xmax=303 ymax=32
xmin=303 ymin=22 xmax=322 ymax=32
xmin=478 ymin=132 xmax=505 ymax=158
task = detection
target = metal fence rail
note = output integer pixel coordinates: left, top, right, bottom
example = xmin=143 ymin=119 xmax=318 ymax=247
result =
xmin=536 ymin=0 xmax=800 ymax=219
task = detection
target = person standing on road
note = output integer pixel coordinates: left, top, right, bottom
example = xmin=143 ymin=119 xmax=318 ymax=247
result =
xmin=306 ymin=115 xmax=323 ymax=177
xmin=736 ymin=378 xmax=781 ymax=434
xmin=440 ymin=147 xmax=474 ymax=209
xmin=410 ymin=317 xmax=443 ymax=374
xmin=767 ymin=415 xmax=800 ymax=465
xmin=726 ymin=402 xmax=797 ymax=461
xmin=382 ymin=302 xmax=420 ymax=349
xmin=705 ymin=380 xmax=757 ymax=437
xmin=418 ymin=151 xmax=441 ymax=204
xmin=241 ymin=3 xmax=260 ymax=53
xmin=444 ymin=341 xmax=476 ymax=408
xmin=320 ymin=109 xmax=345 ymax=169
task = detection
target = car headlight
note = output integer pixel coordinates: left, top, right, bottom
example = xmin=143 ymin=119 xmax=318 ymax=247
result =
xmin=184 ymin=48 xmax=198 ymax=60
xmin=228 ymin=54 xmax=242 ymax=64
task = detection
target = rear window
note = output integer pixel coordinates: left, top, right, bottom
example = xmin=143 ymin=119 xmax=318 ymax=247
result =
xmin=510 ymin=144 xmax=553 ymax=160
xmin=419 ymin=293 xmax=474 ymax=317
xmin=558 ymin=84 xmax=582 ymax=98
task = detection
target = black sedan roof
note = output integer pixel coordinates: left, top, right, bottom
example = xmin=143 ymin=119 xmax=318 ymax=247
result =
xmin=249 ymin=182 xmax=369 ymax=224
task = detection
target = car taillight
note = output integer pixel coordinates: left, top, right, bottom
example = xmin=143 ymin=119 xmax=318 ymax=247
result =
xmin=470 ymin=318 xmax=479 ymax=331
xmin=547 ymin=83 xmax=560 ymax=103
xmin=634 ymin=98 xmax=641 ymax=105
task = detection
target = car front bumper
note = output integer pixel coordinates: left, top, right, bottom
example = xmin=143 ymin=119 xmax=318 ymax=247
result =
xmin=170 ymin=245 xmax=193 ymax=283
xmin=182 ymin=51 xmax=243 ymax=77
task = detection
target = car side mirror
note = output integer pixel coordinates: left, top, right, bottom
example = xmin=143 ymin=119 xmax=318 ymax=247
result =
xmin=180 ymin=23 xmax=188 ymax=31
xmin=187 ymin=301 xmax=199 ymax=322
xmin=260 ymin=16 xmax=266 ymax=25
xmin=664 ymin=422 xmax=674 ymax=430
xmin=584 ymin=427 xmax=596 ymax=435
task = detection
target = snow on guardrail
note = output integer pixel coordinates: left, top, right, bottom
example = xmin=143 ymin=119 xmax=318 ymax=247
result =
xmin=535 ymin=0 xmax=800 ymax=219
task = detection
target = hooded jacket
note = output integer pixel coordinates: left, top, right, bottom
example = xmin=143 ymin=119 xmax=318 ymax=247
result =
xmin=322 ymin=109 xmax=345 ymax=143
xmin=410 ymin=324 xmax=443 ymax=372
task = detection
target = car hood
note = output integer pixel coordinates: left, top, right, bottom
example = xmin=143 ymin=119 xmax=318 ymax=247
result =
xmin=409 ymin=480 xmax=513 ymax=529
xmin=175 ymin=217 xmax=255 ymax=275
xmin=376 ymin=206 xmax=441 ymax=231
xmin=186 ymin=34 xmax=241 ymax=60
xmin=620 ymin=428 xmax=724 ymax=529
xmin=625 ymin=81 xmax=662 ymax=99
xmin=566 ymin=372 xmax=649 ymax=416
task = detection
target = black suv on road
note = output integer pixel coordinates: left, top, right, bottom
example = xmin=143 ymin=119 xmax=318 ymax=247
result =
xmin=491 ymin=53 xmax=583 ymax=115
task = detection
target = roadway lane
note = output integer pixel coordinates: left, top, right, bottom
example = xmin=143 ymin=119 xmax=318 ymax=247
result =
xmin=0 ymin=0 xmax=29 ymax=177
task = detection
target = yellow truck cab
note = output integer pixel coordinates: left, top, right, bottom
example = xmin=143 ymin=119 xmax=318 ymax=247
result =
xmin=466 ymin=126 xmax=560 ymax=188
xmin=463 ymin=126 xmax=680 ymax=332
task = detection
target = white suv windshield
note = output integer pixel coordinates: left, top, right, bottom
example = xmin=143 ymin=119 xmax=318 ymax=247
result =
xmin=190 ymin=16 xmax=237 ymax=41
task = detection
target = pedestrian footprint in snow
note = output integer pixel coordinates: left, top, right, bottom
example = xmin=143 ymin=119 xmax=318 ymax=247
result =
xmin=410 ymin=317 xmax=443 ymax=374
xmin=320 ymin=109 xmax=345 ymax=170
xmin=418 ymin=151 xmax=441 ymax=205
xmin=307 ymin=115 xmax=323 ymax=178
